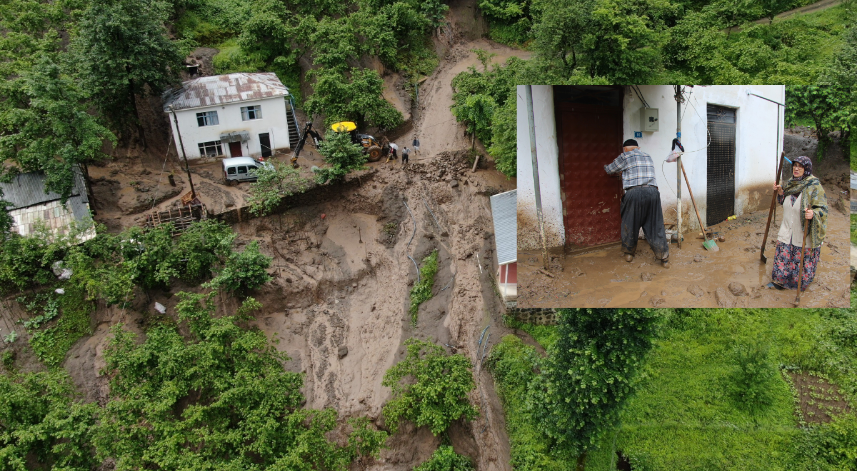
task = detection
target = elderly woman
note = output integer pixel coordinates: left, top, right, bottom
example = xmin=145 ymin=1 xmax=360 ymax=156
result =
xmin=770 ymin=156 xmax=828 ymax=290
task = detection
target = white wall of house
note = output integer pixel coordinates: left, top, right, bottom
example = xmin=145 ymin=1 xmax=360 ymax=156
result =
xmin=516 ymin=85 xmax=565 ymax=251
xmin=167 ymin=97 xmax=291 ymax=160
xmin=625 ymin=85 xmax=784 ymax=230
xmin=517 ymin=85 xmax=784 ymax=248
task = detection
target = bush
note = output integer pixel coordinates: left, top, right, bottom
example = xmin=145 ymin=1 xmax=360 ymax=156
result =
xmin=414 ymin=446 xmax=474 ymax=471
xmin=729 ymin=341 xmax=778 ymax=414
xmin=315 ymin=128 xmax=367 ymax=184
xmin=206 ymin=240 xmax=272 ymax=296
xmin=409 ymin=250 xmax=439 ymax=326
xmin=382 ymin=338 xmax=478 ymax=436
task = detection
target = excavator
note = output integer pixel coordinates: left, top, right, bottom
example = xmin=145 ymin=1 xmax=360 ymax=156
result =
xmin=291 ymin=121 xmax=389 ymax=167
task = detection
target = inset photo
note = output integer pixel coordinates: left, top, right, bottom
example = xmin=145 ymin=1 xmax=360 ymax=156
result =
xmin=517 ymin=85 xmax=851 ymax=308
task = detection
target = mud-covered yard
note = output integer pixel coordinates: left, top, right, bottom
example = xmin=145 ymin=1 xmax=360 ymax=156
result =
xmin=518 ymin=194 xmax=852 ymax=309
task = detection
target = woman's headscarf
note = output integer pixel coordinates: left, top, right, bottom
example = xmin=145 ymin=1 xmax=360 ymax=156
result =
xmin=791 ymin=155 xmax=813 ymax=180
xmin=781 ymin=155 xmax=827 ymax=248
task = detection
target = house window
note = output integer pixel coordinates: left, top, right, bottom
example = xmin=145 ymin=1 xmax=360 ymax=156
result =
xmin=196 ymin=111 xmax=219 ymax=127
xmin=198 ymin=140 xmax=223 ymax=157
xmin=241 ymin=105 xmax=262 ymax=121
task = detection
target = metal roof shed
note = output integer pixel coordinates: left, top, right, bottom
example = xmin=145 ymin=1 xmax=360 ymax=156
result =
xmin=490 ymin=189 xmax=517 ymax=302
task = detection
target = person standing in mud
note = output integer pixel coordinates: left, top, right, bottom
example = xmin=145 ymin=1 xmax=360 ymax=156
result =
xmin=604 ymin=139 xmax=670 ymax=268
xmin=402 ymin=146 xmax=410 ymax=166
xmin=770 ymin=156 xmax=828 ymax=291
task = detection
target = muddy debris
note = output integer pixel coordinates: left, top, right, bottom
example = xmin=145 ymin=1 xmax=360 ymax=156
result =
xmin=693 ymin=254 xmax=704 ymax=263
xmin=641 ymin=272 xmax=654 ymax=282
xmin=337 ymin=346 xmax=348 ymax=359
xmin=687 ymin=285 xmax=705 ymax=298
xmin=650 ymin=296 xmax=666 ymax=307
xmin=728 ymin=282 xmax=749 ymax=297
xmin=715 ymin=287 xmax=736 ymax=308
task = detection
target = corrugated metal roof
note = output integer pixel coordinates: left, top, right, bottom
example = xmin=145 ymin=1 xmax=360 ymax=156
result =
xmin=0 ymin=167 xmax=87 ymax=210
xmin=490 ymin=189 xmax=517 ymax=265
xmin=851 ymin=171 xmax=856 ymax=190
xmin=162 ymin=73 xmax=290 ymax=112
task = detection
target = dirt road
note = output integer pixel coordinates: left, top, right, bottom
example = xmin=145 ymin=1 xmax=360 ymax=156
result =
xmin=518 ymin=201 xmax=851 ymax=309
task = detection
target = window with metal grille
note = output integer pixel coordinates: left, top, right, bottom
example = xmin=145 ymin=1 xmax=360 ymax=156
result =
xmin=198 ymin=140 xmax=223 ymax=156
xmin=196 ymin=111 xmax=219 ymax=127
xmin=241 ymin=105 xmax=262 ymax=121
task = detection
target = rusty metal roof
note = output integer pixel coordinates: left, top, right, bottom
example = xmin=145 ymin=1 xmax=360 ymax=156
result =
xmin=162 ymin=73 xmax=290 ymax=112
xmin=490 ymin=189 xmax=517 ymax=265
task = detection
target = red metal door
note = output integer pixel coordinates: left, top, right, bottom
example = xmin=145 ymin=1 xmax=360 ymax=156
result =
xmin=557 ymin=102 xmax=623 ymax=246
xmin=229 ymin=141 xmax=242 ymax=157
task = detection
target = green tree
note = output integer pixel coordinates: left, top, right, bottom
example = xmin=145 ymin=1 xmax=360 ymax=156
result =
xmin=94 ymin=292 xmax=385 ymax=469
xmin=206 ymin=240 xmax=272 ymax=296
xmin=0 ymin=57 xmax=115 ymax=201
xmin=414 ymin=445 xmax=475 ymax=471
xmin=72 ymin=0 xmax=182 ymax=145
xmin=531 ymin=308 xmax=662 ymax=470
xmin=171 ymin=219 xmax=235 ymax=282
xmin=531 ymin=0 xmax=595 ymax=76
xmin=314 ymin=128 xmax=367 ymax=184
xmin=786 ymin=85 xmax=851 ymax=160
xmin=0 ymin=370 xmax=98 ymax=470
xmin=305 ymin=67 xmax=403 ymax=129
xmin=248 ymin=161 xmax=310 ymax=216
xmin=382 ymin=339 xmax=478 ymax=436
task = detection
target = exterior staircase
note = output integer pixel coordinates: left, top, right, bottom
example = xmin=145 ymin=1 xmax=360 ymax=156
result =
xmin=285 ymin=96 xmax=301 ymax=150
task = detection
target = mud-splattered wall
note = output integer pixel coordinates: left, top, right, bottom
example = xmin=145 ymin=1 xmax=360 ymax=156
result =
xmin=516 ymin=85 xmax=565 ymax=251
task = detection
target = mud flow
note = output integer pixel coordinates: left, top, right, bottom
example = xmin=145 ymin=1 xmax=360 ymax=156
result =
xmin=518 ymin=205 xmax=851 ymax=308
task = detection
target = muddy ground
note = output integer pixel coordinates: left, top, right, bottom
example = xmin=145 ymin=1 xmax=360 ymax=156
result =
xmin=518 ymin=198 xmax=851 ymax=309
xmin=0 ymin=1 xmax=531 ymax=469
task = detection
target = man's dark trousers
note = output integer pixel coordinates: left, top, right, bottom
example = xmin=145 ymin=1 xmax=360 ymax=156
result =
xmin=620 ymin=186 xmax=669 ymax=261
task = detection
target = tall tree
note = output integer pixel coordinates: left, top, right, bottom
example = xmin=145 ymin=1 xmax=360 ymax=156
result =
xmin=531 ymin=308 xmax=662 ymax=470
xmin=72 ymin=0 xmax=182 ymax=147
xmin=0 ymin=57 xmax=115 ymax=201
xmin=786 ymin=85 xmax=851 ymax=160
xmin=531 ymin=0 xmax=595 ymax=76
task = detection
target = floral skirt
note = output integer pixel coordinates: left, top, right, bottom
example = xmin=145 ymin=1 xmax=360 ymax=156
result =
xmin=771 ymin=241 xmax=821 ymax=291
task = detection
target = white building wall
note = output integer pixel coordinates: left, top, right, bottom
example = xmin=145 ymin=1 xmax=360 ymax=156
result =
xmin=517 ymin=85 xmax=785 ymax=247
xmin=624 ymin=85 xmax=784 ymax=230
xmin=516 ymin=85 xmax=565 ymax=251
xmin=10 ymin=201 xmax=95 ymax=242
xmin=167 ymin=97 xmax=291 ymax=160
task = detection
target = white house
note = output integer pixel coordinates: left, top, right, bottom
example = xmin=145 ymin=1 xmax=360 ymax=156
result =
xmin=162 ymin=72 xmax=299 ymax=160
xmin=518 ymin=85 xmax=785 ymax=251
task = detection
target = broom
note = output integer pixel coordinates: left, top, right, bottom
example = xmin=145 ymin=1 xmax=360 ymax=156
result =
xmin=680 ymin=161 xmax=718 ymax=251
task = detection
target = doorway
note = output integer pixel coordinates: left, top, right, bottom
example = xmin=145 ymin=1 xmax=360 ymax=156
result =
xmin=554 ymin=86 xmax=624 ymax=247
xmin=259 ymin=133 xmax=272 ymax=158
xmin=229 ymin=141 xmax=242 ymax=157
xmin=706 ymin=104 xmax=736 ymax=226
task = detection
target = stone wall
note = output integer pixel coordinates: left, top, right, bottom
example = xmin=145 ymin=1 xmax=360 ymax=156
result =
xmin=506 ymin=308 xmax=558 ymax=326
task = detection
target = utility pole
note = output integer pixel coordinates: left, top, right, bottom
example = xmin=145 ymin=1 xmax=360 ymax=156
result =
xmin=169 ymin=105 xmax=196 ymax=199
xmin=525 ymin=85 xmax=549 ymax=270
xmin=674 ymin=86 xmax=683 ymax=249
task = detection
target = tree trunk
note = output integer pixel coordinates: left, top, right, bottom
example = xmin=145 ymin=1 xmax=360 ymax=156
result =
xmin=128 ymin=78 xmax=147 ymax=150
xmin=576 ymin=452 xmax=587 ymax=471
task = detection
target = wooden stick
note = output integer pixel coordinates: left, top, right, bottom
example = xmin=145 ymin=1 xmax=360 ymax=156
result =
xmin=761 ymin=151 xmax=785 ymax=262
xmin=537 ymin=268 xmax=555 ymax=278
xmin=679 ymin=161 xmax=712 ymax=248
xmin=794 ymin=214 xmax=810 ymax=307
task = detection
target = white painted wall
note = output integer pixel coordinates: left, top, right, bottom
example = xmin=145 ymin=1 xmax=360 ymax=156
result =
xmin=516 ymin=85 xmax=564 ymax=250
xmin=167 ymin=97 xmax=291 ymax=160
xmin=624 ymin=85 xmax=784 ymax=230
xmin=517 ymin=85 xmax=785 ymax=246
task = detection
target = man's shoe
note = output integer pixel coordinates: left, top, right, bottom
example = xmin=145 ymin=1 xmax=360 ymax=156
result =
xmin=662 ymin=260 xmax=670 ymax=268
xmin=624 ymin=254 xmax=634 ymax=262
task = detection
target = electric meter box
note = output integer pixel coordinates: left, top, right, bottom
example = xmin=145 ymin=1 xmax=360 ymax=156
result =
xmin=640 ymin=108 xmax=659 ymax=132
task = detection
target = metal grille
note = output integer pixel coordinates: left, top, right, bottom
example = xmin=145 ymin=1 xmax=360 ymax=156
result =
xmin=557 ymin=100 xmax=623 ymax=246
xmin=706 ymin=104 xmax=736 ymax=226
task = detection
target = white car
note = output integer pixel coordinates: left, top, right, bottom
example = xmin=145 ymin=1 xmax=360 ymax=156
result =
xmin=222 ymin=157 xmax=272 ymax=184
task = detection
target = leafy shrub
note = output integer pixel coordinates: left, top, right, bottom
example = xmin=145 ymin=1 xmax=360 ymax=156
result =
xmin=409 ymin=250 xmax=439 ymax=326
xmin=382 ymin=338 xmax=478 ymax=436
xmin=531 ymin=308 xmax=662 ymax=462
xmin=94 ymin=292 xmax=384 ymax=469
xmin=729 ymin=341 xmax=778 ymax=413
xmin=0 ymin=233 xmax=56 ymax=293
xmin=315 ymin=128 xmax=367 ymax=184
xmin=248 ymin=161 xmax=310 ymax=216
xmin=171 ymin=219 xmax=235 ymax=281
xmin=796 ymin=413 xmax=857 ymax=470
xmin=0 ymin=370 xmax=98 ymax=469
xmin=206 ymin=240 xmax=272 ymax=296
xmin=414 ymin=445 xmax=474 ymax=471
xmin=27 ymin=286 xmax=94 ymax=367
